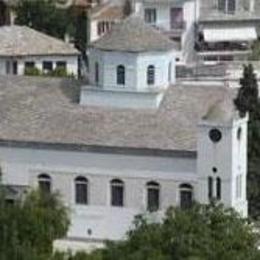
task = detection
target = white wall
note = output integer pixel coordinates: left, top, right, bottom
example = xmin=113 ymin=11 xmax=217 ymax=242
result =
xmin=88 ymin=49 xmax=176 ymax=91
xmin=0 ymin=146 xmax=197 ymax=240
xmin=139 ymin=0 xmax=197 ymax=64
xmin=0 ymin=55 xmax=79 ymax=77
xmin=197 ymin=116 xmax=248 ymax=217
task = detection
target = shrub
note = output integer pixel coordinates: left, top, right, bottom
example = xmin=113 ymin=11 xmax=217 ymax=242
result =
xmin=24 ymin=67 xmax=42 ymax=76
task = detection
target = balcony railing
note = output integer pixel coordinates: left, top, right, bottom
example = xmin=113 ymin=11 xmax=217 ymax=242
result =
xmin=195 ymin=41 xmax=251 ymax=52
xmin=150 ymin=21 xmax=186 ymax=35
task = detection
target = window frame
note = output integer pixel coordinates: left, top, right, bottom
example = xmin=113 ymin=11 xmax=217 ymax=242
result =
xmin=117 ymin=65 xmax=125 ymax=85
xmin=147 ymin=65 xmax=155 ymax=85
xmin=179 ymin=183 xmax=193 ymax=209
xmin=75 ymin=176 xmax=88 ymax=205
xmin=144 ymin=8 xmax=157 ymax=24
xmin=110 ymin=179 xmax=124 ymax=207
xmin=146 ymin=181 xmax=160 ymax=212
xmin=43 ymin=61 xmax=53 ymax=73
xmin=38 ymin=173 xmax=52 ymax=194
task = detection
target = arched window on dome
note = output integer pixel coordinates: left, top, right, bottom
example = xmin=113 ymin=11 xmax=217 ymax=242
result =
xmin=146 ymin=181 xmax=160 ymax=212
xmin=179 ymin=183 xmax=193 ymax=209
xmin=111 ymin=179 xmax=124 ymax=207
xmin=38 ymin=173 xmax=51 ymax=194
xmin=117 ymin=65 xmax=125 ymax=85
xmin=147 ymin=65 xmax=155 ymax=85
xmin=75 ymin=176 xmax=88 ymax=205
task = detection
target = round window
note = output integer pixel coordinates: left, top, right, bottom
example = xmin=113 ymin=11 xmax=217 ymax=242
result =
xmin=209 ymin=129 xmax=222 ymax=143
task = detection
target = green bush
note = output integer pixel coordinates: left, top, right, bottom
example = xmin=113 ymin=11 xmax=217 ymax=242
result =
xmin=24 ymin=67 xmax=42 ymax=76
xmin=48 ymin=67 xmax=74 ymax=78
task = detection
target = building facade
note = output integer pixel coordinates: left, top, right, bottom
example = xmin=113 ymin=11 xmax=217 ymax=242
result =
xmin=0 ymin=16 xmax=249 ymax=251
xmin=0 ymin=25 xmax=79 ymax=77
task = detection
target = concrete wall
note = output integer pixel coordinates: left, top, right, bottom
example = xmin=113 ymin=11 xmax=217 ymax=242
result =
xmin=0 ymin=55 xmax=78 ymax=77
xmin=0 ymin=146 xmax=197 ymax=241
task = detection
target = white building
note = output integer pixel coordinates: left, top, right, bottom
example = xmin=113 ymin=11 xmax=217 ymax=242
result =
xmin=0 ymin=25 xmax=79 ymax=77
xmin=0 ymin=15 xmax=248 ymax=251
xmin=196 ymin=0 xmax=260 ymax=64
xmin=132 ymin=0 xmax=197 ymax=65
xmin=82 ymin=16 xmax=178 ymax=109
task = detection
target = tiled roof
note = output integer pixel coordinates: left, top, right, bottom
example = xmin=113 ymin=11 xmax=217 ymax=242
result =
xmin=91 ymin=15 xmax=178 ymax=52
xmin=0 ymin=76 xmax=236 ymax=152
xmin=0 ymin=25 xmax=79 ymax=57
xmin=91 ymin=4 xmax=125 ymax=21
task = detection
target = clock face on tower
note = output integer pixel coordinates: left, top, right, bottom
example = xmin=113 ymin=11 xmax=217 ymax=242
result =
xmin=209 ymin=128 xmax=222 ymax=143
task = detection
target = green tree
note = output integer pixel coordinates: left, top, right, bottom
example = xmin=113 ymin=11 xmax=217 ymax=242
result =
xmin=0 ymin=190 xmax=69 ymax=260
xmin=99 ymin=204 xmax=260 ymax=260
xmin=234 ymin=64 xmax=260 ymax=218
xmin=15 ymin=0 xmax=74 ymax=40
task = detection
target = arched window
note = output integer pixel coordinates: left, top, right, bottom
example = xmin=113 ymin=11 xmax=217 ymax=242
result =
xmin=75 ymin=176 xmax=88 ymax=205
xmin=216 ymin=177 xmax=221 ymax=200
xmin=208 ymin=176 xmax=213 ymax=200
xmin=179 ymin=183 xmax=193 ymax=209
xmin=146 ymin=181 xmax=160 ymax=212
xmin=111 ymin=179 xmax=124 ymax=207
xmin=38 ymin=174 xmax=51 ymax=194
xmin=117 ymin=65 xmax=125 ymax=85
xmin=95 ymin=62 xmax=99 ymax=83
xmin=147 ymin=65 xmax=155 ymax=85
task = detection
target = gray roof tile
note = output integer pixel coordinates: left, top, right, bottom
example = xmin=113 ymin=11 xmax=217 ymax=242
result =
xmin=91 ymin=15 xmax=178 ymax=52
xmin=0 ymin=76 xmax=236 ymax=152
xmin=0 ymin=25 xmax=79 ymax=57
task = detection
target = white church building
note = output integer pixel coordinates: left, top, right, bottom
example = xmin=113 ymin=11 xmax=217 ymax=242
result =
xmin=0 ymin=16 xmax=248 ymax=250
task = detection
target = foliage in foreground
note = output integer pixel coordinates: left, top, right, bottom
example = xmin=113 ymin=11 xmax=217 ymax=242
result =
xmin=0 ymin=189 xmax=69 ymax=260
xmin=234 ymin=64 xmax=260 ymax=218
xmin=54 ymin=204 xmax=260 ymax=260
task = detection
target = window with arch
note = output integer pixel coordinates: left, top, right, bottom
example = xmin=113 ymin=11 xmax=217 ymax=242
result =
xmin=75 ymin=176 xmax=88 ymax=205
xmin=117 ymin=65 xmax=125 ymax=85
xmin=208 ymin=176 xmax=213 ymax=200
xmin=147 ymin=65 xmax=155 ymax=85
xmin=38 ymin=174 xmax=51 ymax=194
xmin=216 ymin=177 xmax=221 ymax=200
xmin=111 ymin=179 xmax=124 ymax=207
xmin=146 ymin=181 xmax=160 ymax=212
xmin=95 ymin=62 xmax=99 ymax=83
xmin=179 ymin=183 xmax=193 ymax=209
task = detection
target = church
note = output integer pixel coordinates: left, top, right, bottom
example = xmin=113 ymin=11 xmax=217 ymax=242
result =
xmin=0 ymin=16 xmax=248 ymax=249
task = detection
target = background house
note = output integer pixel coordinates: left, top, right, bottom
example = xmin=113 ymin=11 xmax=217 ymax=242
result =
xmin=0 ymin=25 xmax=79 ymax=77
xmin=196 ymin=0 xmax=260 ymax=64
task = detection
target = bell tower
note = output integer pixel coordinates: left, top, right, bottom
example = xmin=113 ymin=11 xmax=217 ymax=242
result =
xmin=197 ymin=99 xmax=248 ymax=217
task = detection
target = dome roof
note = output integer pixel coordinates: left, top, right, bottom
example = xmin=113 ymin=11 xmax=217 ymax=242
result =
xmin=91 ymin=15 xmax=178 ymax=52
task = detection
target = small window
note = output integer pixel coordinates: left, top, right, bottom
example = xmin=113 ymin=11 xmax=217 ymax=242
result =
xmin=117 ymin=65 xmax=125 ymax=85
xmin=95 ymin=62 xmax=99 ymax=83
xmin=147 ymin=65 xmax=155 ymax=85
xmin=5 ymin=61 xmax=10 ymax=74
xmin=216 ymin=177 xmax=221 ymax=200
xmin=208 ymin=176 xmax=213 ymax=200
xmin=56 ymin=61 xmax=67 ymax=70
xmin=147 ymin=181 xmax=160 ymax=212
xmin=25 ymin=61 xmax=35 ymax=69
xmin=12 ymin=61 xmax=17 ymax=75
xmin=38 ymin=174 xmax=51 ymax=194
xmin=75 ymin=176 xmax=88 ymax=205
xmin=180 ymin=184 xmax=193 ymax=209
xmin=144 ymin=8 xmax=157 ymax=24
xmin=43 ymin=61 xmax=53 ymax=73
xmin=111 ymin=179 xmax=124 ymax=207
